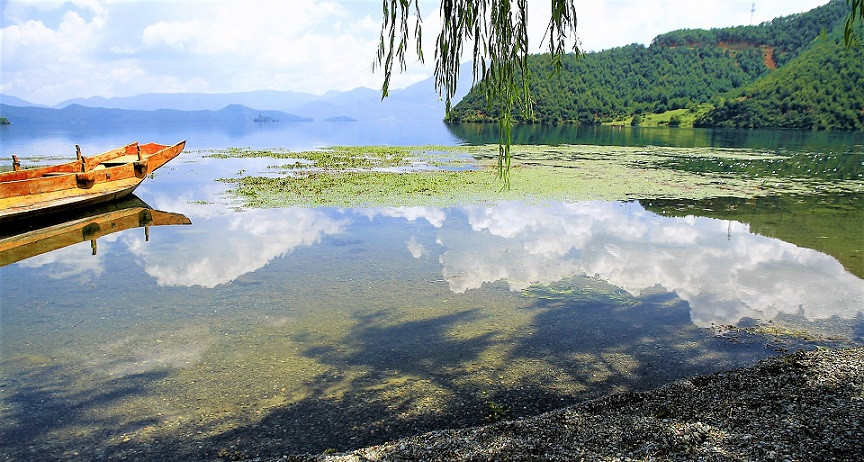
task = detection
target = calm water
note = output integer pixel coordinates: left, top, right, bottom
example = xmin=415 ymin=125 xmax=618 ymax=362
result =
xmin=1 ymin=121 xmax=863 ymax=460
xmin=4 ymin=120 xmax=864 ymax=160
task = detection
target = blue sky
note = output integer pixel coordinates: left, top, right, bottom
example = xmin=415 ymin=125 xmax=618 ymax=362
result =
xmin=1 ymin=0 xmax=828 ymax=105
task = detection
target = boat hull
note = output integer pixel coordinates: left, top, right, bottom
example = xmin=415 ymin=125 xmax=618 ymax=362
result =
xmin=0 ymin=141 xmax=185 ymax=224
xmin=0 ymin=195 xmax=191 ymax=266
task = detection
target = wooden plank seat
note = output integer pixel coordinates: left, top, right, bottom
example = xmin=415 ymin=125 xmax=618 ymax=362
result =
xmin=41 ymin=165 xmax=106 ymax=177
xmin=99 ymin=155 xmax=140 ymax=166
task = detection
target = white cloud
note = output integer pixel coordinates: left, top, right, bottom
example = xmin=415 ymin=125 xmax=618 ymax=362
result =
xmin=13 ymin=201 xmax=862 ymax=331
xmin=0 ymin=0 xmax=833 ymax=104
xmin=1 ymin=0 xmax=401 ymax=103
xmin=16 ymin=239 xmax=106 ymax=280
xmin=568 ymin=0 xmax=828 ymax=52
xmin=1 ymin=10 xmax=99 ymax=68
xmin=0 ymin=2 xmax=194 ymax=102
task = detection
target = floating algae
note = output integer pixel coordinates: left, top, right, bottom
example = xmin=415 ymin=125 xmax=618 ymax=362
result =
xmin=212 ymin=144 xmax=864 ymax=208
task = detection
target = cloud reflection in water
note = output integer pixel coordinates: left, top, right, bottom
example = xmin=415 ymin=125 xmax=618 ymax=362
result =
xmin=18 ymin=199 xmax=859 ymax=329
xmin=16 ymin=232 xmax=126 ymax=280
xmin=125 ymin=207 xmax=348 ymax=288
xmin=431 ymin=201 xmax=863 ymax=327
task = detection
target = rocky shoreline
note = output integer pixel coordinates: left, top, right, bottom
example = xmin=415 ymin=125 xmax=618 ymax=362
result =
xmin=279 ymin=347 xmax=863 ymax=461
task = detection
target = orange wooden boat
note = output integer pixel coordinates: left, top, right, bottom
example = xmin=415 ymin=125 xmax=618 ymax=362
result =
xmin=0 ymin=196 xmax=191 ymax=266
xmin=0 ymin=140 xmax=185 ymax=223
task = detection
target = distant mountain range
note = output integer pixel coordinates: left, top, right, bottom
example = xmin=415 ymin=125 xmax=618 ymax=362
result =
xmin=53 ymin=90 xmax=320 ymax=112
xmin=0 ymin=63 xmax=474 ymax=125
xmin=0 ymin=94 xmax=44 ymax=108
xmin=0 ymin=103 xmax=310 ymax=126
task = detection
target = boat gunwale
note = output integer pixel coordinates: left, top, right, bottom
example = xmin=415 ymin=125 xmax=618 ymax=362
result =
xmin=0 ymin=140 xmax=185 ymax=223
xmin=0 ymin=142 xmax=139 ymax=182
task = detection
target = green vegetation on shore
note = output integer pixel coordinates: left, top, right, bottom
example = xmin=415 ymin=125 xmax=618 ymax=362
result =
xmin=449 ymin=41 xmax=769 ymax=125
xmin=607 ymin=105 xmax=714 ymax=128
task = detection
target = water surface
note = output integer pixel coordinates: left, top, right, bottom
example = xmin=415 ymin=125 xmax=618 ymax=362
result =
xmin=1 ymin=124 xmax=862 ymax=460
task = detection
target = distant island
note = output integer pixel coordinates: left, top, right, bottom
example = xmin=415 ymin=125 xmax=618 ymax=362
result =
xmin=0 ymin=117 xmax=9 ymax=125
xmin=324 ymin=116 xmax=357 ymax=122
xmin=253 ymin=113 xmax=279 ymax=122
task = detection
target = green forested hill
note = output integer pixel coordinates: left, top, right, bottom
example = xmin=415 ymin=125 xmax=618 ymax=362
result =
xmin=448 ymin=0 xmax=856 ymax=129
xmin=451 ymin=43 xmax=767 ymax=124
xmin=694 ymin=29 xmax=864 ymax=129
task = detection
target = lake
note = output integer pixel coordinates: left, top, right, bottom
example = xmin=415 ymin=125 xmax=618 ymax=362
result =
xmin=4 ymin=120 xmax=864 ymax=158
xmin=1 ymin=121 xmax=863 ymax=460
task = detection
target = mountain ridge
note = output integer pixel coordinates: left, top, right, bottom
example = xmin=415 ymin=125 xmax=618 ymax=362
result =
xmin=0 ymin=103 xmax=312 ymax=126
xmin=0 ymin=63 xmax=474 ymax=124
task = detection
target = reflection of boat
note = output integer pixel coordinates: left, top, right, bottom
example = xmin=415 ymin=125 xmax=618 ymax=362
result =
xmin=0 ymin=141 xmax=185 ymax=222
xmin=0 ymin=195 xmax=191 ymax=266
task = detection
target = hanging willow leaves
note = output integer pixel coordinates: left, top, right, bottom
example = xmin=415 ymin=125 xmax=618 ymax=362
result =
xmin=846 ymin=0 xmax=864 ymax=46
xmin=373 ymin=0 xmax=580 ymax=184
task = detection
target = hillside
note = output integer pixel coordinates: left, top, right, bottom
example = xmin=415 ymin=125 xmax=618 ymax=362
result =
xmin=451 ymin=43 xmax=769 ymax=124
xmin=448 ymin=0 xmax=852 ymax=127
xmin=0 ymin=94 xmax=41 ymax=107
xmin=694 ymin=27 xmax=864 ymax=130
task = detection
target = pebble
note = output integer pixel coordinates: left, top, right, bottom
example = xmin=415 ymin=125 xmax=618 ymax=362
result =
xmin=279 ymin=347 xmax=864 ymax=462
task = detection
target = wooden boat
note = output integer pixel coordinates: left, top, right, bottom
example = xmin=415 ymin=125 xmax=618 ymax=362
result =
xmin=0 ymin=140 xmax=185 ymax=223
xmin=0 ymin=195 xmax=191 ymax=266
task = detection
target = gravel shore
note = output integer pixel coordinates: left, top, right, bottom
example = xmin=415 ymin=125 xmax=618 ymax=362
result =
xmin=282 ymin=347 xmax=864 ymax=461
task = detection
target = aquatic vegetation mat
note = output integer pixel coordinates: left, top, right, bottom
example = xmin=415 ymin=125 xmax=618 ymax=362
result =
xmin=213 ymin=145 xmax=864 ymax=208
xmin=205 ymin=146 xmax=410 ymax=170
xmin=657 ymin=150 xmax=864 ymax=181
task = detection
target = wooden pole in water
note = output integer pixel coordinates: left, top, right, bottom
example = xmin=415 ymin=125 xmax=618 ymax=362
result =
xmin=12 ymin=155 xmax=20 ymax=171
xmin=137 ymin=145 xmax=143 ymax=161
xmin=91 ymin=239 xmax=97 ymax=255
xmin=77 ymin=145 xmax=87 ymax=172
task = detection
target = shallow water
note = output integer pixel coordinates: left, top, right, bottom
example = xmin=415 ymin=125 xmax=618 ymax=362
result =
xmin=1 ymin=127 xmax=863 ymax=459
